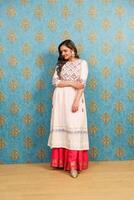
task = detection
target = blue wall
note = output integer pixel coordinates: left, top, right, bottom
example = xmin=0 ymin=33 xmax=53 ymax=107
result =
xmin=0 ymin=0 xmax=133 ymax=164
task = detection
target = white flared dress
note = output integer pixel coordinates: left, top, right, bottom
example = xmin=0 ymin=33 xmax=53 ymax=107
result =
xmin=48 ymin=59 xmax=89 ymax=150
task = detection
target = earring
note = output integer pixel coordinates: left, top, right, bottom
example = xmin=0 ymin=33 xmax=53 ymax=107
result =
xmin=72 ymin=51 xmax=75 ymax=57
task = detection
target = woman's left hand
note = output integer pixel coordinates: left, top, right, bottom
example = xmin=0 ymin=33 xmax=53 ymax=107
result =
xmin=72 ymin=101 xmax=79 ymax=112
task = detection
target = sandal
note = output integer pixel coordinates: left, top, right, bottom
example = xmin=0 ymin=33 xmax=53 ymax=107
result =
xmin=70 ymin=169 xmax=78 ymax=178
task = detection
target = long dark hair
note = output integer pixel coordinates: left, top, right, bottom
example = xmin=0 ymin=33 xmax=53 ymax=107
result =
xmin=56 ymin=39 xmax=79 ymax=77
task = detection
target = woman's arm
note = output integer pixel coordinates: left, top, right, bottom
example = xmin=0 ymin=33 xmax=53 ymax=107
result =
xmin=57 ymin=80 xmax=84 ymax=89
xmin=72 ymin=89 xmax=83 ymax=112
xmin=72 ymin=60 xmax=89 ymax=112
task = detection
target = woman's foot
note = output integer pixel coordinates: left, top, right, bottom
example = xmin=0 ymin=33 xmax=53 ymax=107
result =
xmin=70 ymin=169 xmax=78 ymax=178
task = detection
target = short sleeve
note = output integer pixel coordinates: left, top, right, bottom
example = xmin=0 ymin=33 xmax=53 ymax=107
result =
xmin=80 ymin=60 xmax=88 ymax=87
xmin=52 ymin=67 xmax=61 ymax=87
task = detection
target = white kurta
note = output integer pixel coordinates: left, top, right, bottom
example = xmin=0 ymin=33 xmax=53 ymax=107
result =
xmin=48 ymin=59 xmax=89 ymax=150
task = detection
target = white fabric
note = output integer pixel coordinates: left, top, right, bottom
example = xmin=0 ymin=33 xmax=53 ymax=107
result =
xmin=48 ymin=59 xmax=89 ymax=150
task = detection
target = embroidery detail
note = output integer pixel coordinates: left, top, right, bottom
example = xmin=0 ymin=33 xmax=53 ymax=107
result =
xmin=61 ymin=60 xmax=81 ymax=81
xmin=51 ymin=128 xmax=87 ymax=134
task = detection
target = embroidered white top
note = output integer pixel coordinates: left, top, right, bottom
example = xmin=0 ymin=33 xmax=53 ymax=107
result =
xmin=48 ymin=59 xmax=89 ymax=150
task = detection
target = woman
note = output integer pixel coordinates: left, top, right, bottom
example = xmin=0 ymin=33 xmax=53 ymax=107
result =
xmin=48 ymin=39 xmax=89 ymax=178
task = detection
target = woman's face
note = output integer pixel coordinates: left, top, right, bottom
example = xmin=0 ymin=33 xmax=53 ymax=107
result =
xmin=60 ymin=45 xmax=73 ymax=60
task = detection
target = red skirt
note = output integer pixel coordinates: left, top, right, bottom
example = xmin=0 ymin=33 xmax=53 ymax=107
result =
xmin=51 ymin=148 xmax=89 ymax=171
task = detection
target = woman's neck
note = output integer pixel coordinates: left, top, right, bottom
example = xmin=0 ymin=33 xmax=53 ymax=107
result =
xmin=68 ymin=57 xmax=78 ymax=62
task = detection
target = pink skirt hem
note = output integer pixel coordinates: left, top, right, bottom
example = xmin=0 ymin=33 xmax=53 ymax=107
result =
xmin=51 ymin=148 xmax=89 ymax=171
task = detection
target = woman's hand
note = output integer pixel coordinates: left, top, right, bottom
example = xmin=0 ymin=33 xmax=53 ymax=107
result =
xmin=72 ymin=101 xmax=79 ymax=112
xmin=70 ymin=81 xmax=84 ymax=89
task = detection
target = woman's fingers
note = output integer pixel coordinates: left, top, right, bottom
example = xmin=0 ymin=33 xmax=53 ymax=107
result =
xmin=72 ymin=105 xmax=78 ymax=112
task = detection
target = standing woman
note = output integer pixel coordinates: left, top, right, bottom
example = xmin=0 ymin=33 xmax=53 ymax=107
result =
xmin=48 ymin=39 xmax=89 ymax=178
